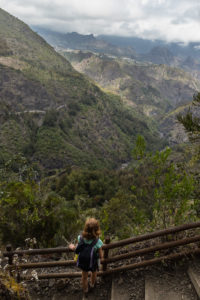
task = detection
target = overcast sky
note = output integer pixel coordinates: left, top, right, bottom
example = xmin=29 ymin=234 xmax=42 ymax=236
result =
xmin=1 ymin=0 xmax=200 ymax=43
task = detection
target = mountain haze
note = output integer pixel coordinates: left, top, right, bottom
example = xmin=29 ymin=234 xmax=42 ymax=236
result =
xmin=33 ymin=28 xmax=200 ymax=66
xmin=32 ymin=28 xmax=137 ymax=59
xmin=34 ymin=28 xmax=200 ymax=82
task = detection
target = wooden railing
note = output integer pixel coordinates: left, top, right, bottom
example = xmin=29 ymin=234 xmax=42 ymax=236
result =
xmin=3 ymin=221 xmax=200 ymax=281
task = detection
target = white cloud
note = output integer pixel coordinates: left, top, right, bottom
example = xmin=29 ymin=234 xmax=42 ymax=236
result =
xmin=0 ymin=0 xmax=200 ymax=43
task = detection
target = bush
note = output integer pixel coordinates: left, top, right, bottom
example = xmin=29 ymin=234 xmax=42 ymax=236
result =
xmin=0 ymin=182 xmax=81 ymax=247
xmin=43 ymin=110 xmax=58 ymax=127
xmin=100 ymin=193 xmax=143 ymax=239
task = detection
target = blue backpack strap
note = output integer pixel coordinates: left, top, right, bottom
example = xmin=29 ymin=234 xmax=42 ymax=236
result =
xmin=89 ymin=238 xmax=99 ymax=269
xmin=76 ymin=235 xmax=84 ymax=266
xmin=75 ymin=235 xmax=84 ymax=253
xmin=79 ymin=235 xmax=84 ymax=243
xmin=91 ymin=237 xmax=99 ymax=246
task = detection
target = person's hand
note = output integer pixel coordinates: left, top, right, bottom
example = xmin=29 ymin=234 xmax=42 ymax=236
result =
xmin=69 ymin=243 xmax=76 ymax=251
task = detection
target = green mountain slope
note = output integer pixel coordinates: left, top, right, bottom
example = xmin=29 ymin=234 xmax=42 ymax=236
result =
xmin=62 ymin=51 xmax=200 ymax=115
xmin=0 ymin=8 xmax=160 ymax=170
xmin=60 ymin=50 xmax=200 ymax=142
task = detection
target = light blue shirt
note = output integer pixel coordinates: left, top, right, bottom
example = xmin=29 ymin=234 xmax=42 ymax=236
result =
xmin=78 ymin=235 xmax=103 ymax=252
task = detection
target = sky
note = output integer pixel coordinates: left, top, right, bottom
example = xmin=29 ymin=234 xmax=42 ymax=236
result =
xmin=1 ymin=0 xmax=200 ymax=44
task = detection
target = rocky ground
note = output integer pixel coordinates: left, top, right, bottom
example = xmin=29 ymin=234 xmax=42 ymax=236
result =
xmin=25 ymin=264 xmax=199 ymax=300
xmin=27 ymin=275 xmax=112 ymax=300
xmin=145 ymin=265 xmax=198 ymax=300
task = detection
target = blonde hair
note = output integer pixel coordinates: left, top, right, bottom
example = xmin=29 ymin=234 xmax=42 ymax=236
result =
xmin=82 ymin=218 xmax=101 ymax=240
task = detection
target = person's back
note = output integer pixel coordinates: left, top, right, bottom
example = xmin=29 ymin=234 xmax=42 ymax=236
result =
xmin=69 ymin=218 xmax=103 ymax=298
xmin=76 ymin=235 xmax=100 ymax=271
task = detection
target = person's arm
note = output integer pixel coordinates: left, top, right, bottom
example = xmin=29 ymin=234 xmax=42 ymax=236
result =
xmin=69 ymin=235 xmax=80 ymax=251
xmin=98 ymin=247 xmax=103 ymax=260
xmin=98 ymin=247 xmax=103 ymax=270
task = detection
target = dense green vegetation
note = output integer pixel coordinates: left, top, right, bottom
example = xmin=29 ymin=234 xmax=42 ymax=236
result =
xmin=0 ymin=96 xmax=161 ymax=170
xmin=0 ymin=125 xmax=199 ymax=247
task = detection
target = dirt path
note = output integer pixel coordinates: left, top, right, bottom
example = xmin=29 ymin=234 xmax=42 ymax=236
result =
xmin=27 ymin=276 xmax=112 ymax=300
xmin=145 ymin=268 xmax=198 ymax=300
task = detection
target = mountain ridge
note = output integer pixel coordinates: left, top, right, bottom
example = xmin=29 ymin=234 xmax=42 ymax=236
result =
xmin=33 ymin=27 xmax=200 ymax=79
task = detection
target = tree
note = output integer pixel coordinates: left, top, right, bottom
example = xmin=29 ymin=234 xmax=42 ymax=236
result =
xmin=0 ymin=181 xmax=81 ymax=247
xmin=150 ymin=149 xmax=195 ymax=228
xmin=38 ymin=192 xmax=81 ymax=246
xmin=100 ymin=193 xmax=146 ymax=239
xmin=0 ymin=181 xmax=40 ymax=245
xmin=177 ymin=92 xmax=200 ymax=139
xmin=177 ymin=92 xmax=200 ymax=213
xmin=132 ymin=135 xmax=146 ymax=160
xmin=131 ymin=137 xmax=195 ymax=229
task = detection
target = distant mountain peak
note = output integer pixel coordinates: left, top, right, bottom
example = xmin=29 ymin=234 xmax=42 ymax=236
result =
xmin=33 ymin=27 xmax=137 ymax=58
xmin=149 ymin=46 xmax=173 ymax=56
xmin=183 ymin=56 xmax=200 ymax=69
xmin=143 ymin=46 xmax=175 ymax=65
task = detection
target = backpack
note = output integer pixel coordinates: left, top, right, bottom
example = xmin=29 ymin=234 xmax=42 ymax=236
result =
xmin=75 ymin=236 xmax=99 ymax=271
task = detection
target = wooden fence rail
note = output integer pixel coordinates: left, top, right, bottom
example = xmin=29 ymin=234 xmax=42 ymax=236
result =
xmin=102 ymin=234 xmax=200 ymax=264
xmin=19 ymin=248 xmax=200 ymax=280
xmin=3 ymin=221 xmax=200 ymax=281
xmin=102 ymin=221 xmax=200 ymax=250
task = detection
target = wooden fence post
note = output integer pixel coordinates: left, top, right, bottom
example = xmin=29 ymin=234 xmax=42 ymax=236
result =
xmin=16 ymin=253 xmax=23 ymax=283
xmin=6 ymin=244 xmax=13 ymax=276
xmin=103 ymin=236 xmax=110 ymax=272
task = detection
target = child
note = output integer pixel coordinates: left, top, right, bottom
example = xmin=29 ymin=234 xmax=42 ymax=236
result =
xmin=69 ymin=218 xmax=103 ymax=297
